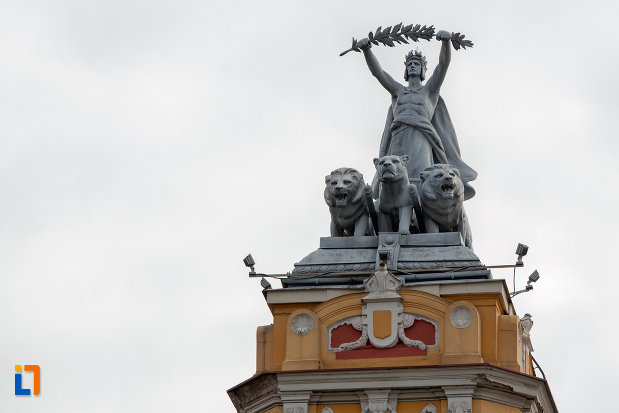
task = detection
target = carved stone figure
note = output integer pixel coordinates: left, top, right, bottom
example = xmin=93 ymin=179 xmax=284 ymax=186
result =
xmin=521 ymin=313 xmax=533 ymax=338
xmin=419 ymin=164 xmax=472 ymax=248
xmin=520 ymin=313 xmax=534 ymax=351
xmin=373 ymin=155 xmax=417 ymax=234
xmin=324 ymin=168 xmax=373 ymax=237
xmin=420 ymin=404 xmax=437 ymax=413
xmin=358 ymin=33 xmax=476 ymax=200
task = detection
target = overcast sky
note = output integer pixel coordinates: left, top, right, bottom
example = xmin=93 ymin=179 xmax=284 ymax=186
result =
xmin=1 ymin=0 xmax=618 ymax=412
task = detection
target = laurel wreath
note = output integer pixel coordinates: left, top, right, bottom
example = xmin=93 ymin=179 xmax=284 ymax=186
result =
xmin=340 ymin=23 xmax=474 ymax=56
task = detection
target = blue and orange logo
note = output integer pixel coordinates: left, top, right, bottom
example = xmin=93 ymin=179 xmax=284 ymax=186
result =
xmin=14 ymin=365 xmax=40 ymax=396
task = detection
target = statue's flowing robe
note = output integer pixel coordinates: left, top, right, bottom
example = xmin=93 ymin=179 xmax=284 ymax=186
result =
xmin=377 ymin=96 xmax=477 ymax=200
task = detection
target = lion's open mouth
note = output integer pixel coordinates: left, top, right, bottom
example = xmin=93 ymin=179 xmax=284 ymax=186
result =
xmin=441 ymin=183 xmax=455 ymax=192
xmin=334 ymin=193 xmax=348 ymax=202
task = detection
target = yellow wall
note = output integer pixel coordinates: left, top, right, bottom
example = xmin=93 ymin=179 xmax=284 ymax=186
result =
xmin=256 ymin=289 xmax=534 ymax=377
xmin=473 ymin=399 xmax=521 ymax=413
xmin=442 ymin=294 xmax=504 ymax=364
xmin=397 ymin=401 xmax=443 ymax=412
xmin=497 ymin=315 xmax=523 ymax=372
xmin=310 ymin=404 xmax=361 ymax=413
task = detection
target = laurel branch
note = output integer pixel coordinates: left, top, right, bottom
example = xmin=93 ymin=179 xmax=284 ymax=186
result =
xmin=340 ymin=23 xmax=474 ymax=56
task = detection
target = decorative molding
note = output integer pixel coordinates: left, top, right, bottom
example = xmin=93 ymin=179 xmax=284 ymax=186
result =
xmin=361 ymin=265 xmax=403 ymax=348
xmin=401 ymin=312 xmax=415 ymax=328
xmin=521 ymin=400 xmax=541 ymax=413
xmin=398 ymin=324 xmax=427 ymax=349
xmin=327 ymin=316 xmax=368 ymax=352
xmin=450 ymin=306 xmax=472 ymax=328
xmin=397 ymin=261 xmax=480 ymax=270
xmin=448 ymin=398 xmax=472 ymax=413
xmin=292 ymin=261 xmax=480 ymax=274
xmin=360 ymin=390 xmax=398 ymax=413
xmin=328 ymin=312 xmax=435 ymax=352
xmin=227 ymin=373 xmax=278 ymax=412
xmin=293 ymin=263 xmax=375 ymax=274
xmin=397 ymin=313 xmax=426 ymax=349
xmin=364 ymin=264 xmax=403 ymax=296
xmin=284 ymin=407 xmax=305 ymax=413
xmin=411 ymin=314 xmax=439 ymax=348
xmin=291 ymin=314 xmax=314 ymax=336
xmin=229 ymin=365 xmax=557 ymax=413
xmin=339 ymin=328 xmax=369 ymax=351
xmin=281 ymin=391 xmax=311 ymax=413
xmin=443 ymin=386 xmax=474 ymax=413
xmin=363 ymin=301 xmax=402 ymax=348
xmin=321 ymin=408 xmax=334 ymax=413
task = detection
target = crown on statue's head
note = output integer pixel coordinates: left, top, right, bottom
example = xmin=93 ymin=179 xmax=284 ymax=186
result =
xmin=404 ymin=49 xmax=427 ymax=66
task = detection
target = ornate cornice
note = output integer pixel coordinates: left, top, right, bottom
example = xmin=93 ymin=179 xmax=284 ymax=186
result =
xmin=228 ymin=365 xmax=557 ymax=413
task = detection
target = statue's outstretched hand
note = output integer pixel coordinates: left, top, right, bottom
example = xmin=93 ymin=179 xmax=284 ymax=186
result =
xmin=358 ymin=38 xmax=372 ymax=50
xmin=436 ymin=30 xmax=452 ymax=41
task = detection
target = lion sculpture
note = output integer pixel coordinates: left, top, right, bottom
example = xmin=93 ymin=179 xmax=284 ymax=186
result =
xmin=324 ymin=168 xmax=373 ymax=237
xmin=419 ymin=164 xmax=472 ymax=249
xmin=373 ymin=155 xmax=417 ymax=234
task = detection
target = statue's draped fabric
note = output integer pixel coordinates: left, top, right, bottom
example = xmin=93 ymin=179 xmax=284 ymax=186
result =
xmin=379 ymin=96 xmax=477 ymax=200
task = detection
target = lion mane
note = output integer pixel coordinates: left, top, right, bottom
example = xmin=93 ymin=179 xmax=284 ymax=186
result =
xmin=420 ymin=164 xmax=472 ymax=248
xmin=324 ymin=168 xmax=372 ymax=237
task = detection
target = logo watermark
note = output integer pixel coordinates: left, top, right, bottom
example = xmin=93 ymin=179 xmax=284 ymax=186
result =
xmin=14 ymin=365 xmax=40 ymax=396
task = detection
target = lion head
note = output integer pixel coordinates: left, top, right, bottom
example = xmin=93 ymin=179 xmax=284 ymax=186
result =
xmin=324 ymin=168 xmax=365 ymax=208
xmin=373 ymin=155 xmax=410 ymax=183
xmin=420 ymin=164 xmax=464 ymax=229
xmin=420 ymin=164 xmax=464 ymax=200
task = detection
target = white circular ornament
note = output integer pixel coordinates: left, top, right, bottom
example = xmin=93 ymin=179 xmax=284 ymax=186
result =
xmin=450 ymin=306 xmax=472 ymax=328
xmin=292 ymin=314 xmax=314 ymax=336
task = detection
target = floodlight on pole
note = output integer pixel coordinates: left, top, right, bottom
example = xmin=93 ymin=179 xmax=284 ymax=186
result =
xmin=515 ymin=243 xmax=529 ymax=266
xmin=510 ymin=269 xmax=541 ymax=298
xmin=243 ymin=254 xmax=256 ymax=275
xmin=260 ymin=278 xmax=272 ymax=290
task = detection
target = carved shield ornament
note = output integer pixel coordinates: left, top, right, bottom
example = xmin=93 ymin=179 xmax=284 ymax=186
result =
xmin=364 ymin=303 xmax=400 ymax=348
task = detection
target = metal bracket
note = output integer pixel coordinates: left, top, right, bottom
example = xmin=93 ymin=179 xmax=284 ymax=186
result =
xmin=375 ymin=233 xmax=400 ymax=270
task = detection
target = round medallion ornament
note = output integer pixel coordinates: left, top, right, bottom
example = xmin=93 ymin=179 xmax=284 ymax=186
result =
xmin=292 ymin=314 xmax=314 ymax=336
xmin=450 ymin=306 xmax=472 ymax=328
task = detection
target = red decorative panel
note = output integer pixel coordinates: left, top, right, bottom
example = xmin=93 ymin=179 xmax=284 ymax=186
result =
xmin=330 ymin=323 xmax=362 ymax=348
xmin=331 ymin=316 xmax=437 ymax=360
xmin=404 ymin=319 xmax=436 ymax=345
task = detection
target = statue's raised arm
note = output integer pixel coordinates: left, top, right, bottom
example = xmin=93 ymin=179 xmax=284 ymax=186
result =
xmin=358 ymin=38 xmax=401 ymax=96
xmin=425 ymin=30 xmax=452 ymax=93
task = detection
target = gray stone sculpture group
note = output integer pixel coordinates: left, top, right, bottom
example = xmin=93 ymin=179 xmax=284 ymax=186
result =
xmin=325 ymin=30 xmax=475 ymax=249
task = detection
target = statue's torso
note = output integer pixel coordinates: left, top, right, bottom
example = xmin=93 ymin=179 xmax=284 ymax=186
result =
xmin=392 ymin=86 xmax=438 ymax=121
